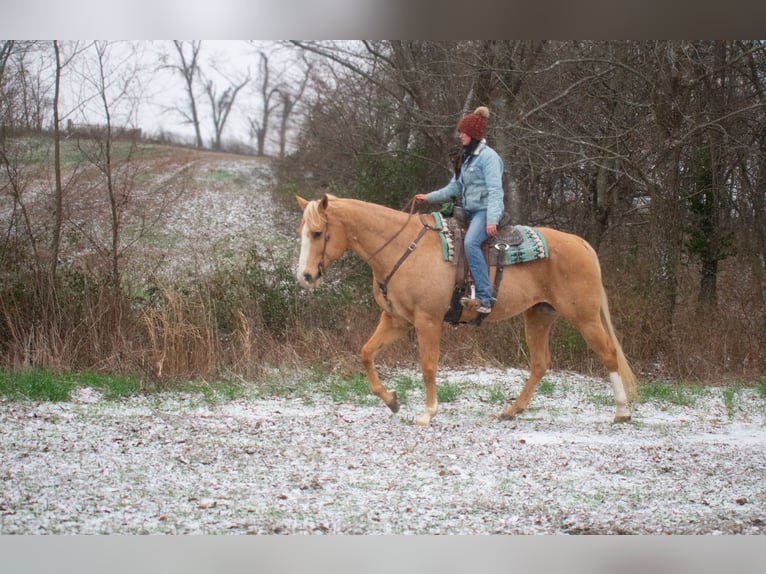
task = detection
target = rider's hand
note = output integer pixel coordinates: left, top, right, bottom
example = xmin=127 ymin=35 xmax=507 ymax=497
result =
xmin=414 ymin=194 xmax=429 ymax=203
xmin=486 ymin=224 xmax=498 ymax=236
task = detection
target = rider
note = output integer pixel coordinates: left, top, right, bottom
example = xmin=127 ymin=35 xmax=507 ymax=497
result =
xmin=415 ymin=106 xmax=505 ymax=314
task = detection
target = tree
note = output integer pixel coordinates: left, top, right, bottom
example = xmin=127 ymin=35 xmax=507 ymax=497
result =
xmin=276 ymin=53 xmax=312 ymax=159
xmin=71 ymin=40 xmax=145 ymax=289
xmin=165 ymin=41 xmax=204 ymax=149
xmin=203 ymin=67 xmax=250 ymax=151
xmin=248 ymin=51 xmax=281 ymax=156
xmin=0 ymin=41 xmax=14 ymax=98
xmin=49 ymin=40 xmax=64 ymax=286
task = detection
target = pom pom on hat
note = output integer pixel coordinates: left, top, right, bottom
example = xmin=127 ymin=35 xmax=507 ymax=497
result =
xmin=457 ymin=106 xmax=490 ymax=140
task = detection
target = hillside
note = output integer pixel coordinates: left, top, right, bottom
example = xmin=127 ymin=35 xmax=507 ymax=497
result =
xmin=92 ymin=147 xmax=292 ymax=283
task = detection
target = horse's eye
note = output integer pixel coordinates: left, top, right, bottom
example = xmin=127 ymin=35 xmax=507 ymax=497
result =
xmin=312 ymin=231 xmax=322 ymax=240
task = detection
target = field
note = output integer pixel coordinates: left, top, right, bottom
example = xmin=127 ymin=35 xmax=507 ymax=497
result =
xmin=2 ymin=368 xmax=765 ymax=535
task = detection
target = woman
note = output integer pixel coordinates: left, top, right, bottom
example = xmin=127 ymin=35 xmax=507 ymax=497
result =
xmin=415 ymin=106 xmax=505 ymax=313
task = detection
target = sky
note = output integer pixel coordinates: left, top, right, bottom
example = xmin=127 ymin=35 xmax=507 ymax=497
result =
xmin=138 ymin=41 xmax=270 ymax=146
xmin=55 ymin=40 xmax=292 ymax=152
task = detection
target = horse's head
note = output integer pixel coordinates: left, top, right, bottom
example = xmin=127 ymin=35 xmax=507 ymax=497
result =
xmin=296 ymin=194 xmax=347 ymax=288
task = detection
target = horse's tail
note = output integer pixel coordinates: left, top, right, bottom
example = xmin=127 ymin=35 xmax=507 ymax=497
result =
xmin=599 ymin=284 xmax=638 ymax=402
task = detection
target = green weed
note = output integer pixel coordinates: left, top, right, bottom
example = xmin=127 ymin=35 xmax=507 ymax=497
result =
xmin=639 ymin=382 xmax=706 ymax=407
xmin=326 ymin=374 xmax=377 ymax=406
xmin=538 ymin=378 xmax=555 ymax=396
xmin=437 ymin=381 xmax=462 ymax=403
xmin=179 ymin=379 xmax=247 ymax=404
xmin=722 ymin=387 xmax=738 ymax=419
xmin=0 ymin=370 xmax=72 ymax=401
xmin=393 ymin=376 xmax=418 ymax=406
xmin=70 ymin=372 xmax=142 ymax=400
xmin=588 ymin=391 xmax=616 ymax=407
xmin=205 ymin=168 xmax=239 ymax=184
xmin=756 ymin=378 xmax=766 ymax=400
xmin=486 ymin=383 xmax=509 ymax=404
xmin=0 ymin=370 xmax=140 ymax=402
xmin=252 ymin=369 xmax=320 ymax=401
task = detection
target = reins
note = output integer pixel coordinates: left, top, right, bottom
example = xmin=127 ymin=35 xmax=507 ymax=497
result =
xmin=377 ymin=212 xmax=439 ymax=308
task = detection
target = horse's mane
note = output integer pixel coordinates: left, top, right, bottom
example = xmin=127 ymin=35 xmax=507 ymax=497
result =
xmin=304 ymin=194 xmax=409 ymax=231
xmin=303 ymin=195 xmax=334 ymax=229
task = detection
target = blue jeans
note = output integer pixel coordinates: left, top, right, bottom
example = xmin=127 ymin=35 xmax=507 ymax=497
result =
xmin=464 ymin=209 xmax=492 ymax=306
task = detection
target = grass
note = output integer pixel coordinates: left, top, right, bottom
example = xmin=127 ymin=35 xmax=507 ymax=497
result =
xmin=486 ymin=383 xmax=509 ymax=404
xmin=204 ymin=167 xmax=247 ymax=186
xmin=757 ymin=378 xmax=766 ymax=400
xmin=719 ymin=384 xmax=762 ymax=420
xmin=393 ymin=375 xmax=418 ymax=406
xmin=326 ymin=374 xmax=378 ymax=406
xmin=638 ymin=382 xmax=708 ymax=407
xmin=178 ymin=378 xmax=248 ymax=404
xmin=4 ymin=369 xmax=766 ymax=425
xmin=0 ymin=370 xmax=141 ymax=402
xmin=437 ymin=381 xmax=462 ymax=403
xmin=8 ymin=135 xmax=167 ymax=169
xmin=538 ymin=378 xmax=555 ymax=396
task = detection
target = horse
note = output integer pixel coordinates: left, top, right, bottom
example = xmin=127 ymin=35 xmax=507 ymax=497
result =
xmin=295 ymin=194 xmax=637 ymax=426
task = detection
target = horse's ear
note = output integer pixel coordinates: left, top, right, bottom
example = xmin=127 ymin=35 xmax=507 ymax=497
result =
xmin=319 ymin=194 xmax=329 ymax=211
xmin=296 ymin=195 xmax=309 ymax=211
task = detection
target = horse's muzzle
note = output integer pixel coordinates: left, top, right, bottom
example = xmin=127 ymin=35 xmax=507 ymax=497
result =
xmin=298 ymin=269 xmax=322 ymax=288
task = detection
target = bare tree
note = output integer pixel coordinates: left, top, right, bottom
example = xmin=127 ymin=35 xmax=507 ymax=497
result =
xmin=32 ymin=41 xmax=85 ymax=295
xmin=202 ymin=67 xmax=250 ymax=151
xmin=49 ymin=41 xmax=64 ymax=286
xmin=72 ymin=40 xmax=145 ymax=289
xmin=163 ymin=41 xmax=204 ymax=149
xmin=0 ymin=41 xmax=13 ymax=89
xmin=276 ymin=53 xmax=312 ymax=159
xmin=248 ymin=51 xmax=281 ymax=156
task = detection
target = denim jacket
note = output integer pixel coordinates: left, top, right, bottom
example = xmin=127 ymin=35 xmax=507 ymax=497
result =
xmin=425 ymin=140 xmax=505 ymax=225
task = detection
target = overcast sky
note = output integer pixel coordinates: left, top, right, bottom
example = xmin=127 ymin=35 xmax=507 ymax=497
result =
xmin=55 ymin=40 xmax=290 ymax=151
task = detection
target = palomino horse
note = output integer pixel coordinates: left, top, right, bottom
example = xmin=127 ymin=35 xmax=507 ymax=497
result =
xmin=296 ymin=194 xmax=637 ymax=426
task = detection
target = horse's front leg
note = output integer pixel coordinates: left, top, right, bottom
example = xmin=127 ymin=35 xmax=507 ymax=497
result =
xmin=360 ymin=311 xmax=409 ymax=413
xmin=414 ymin=319 xmax=442 ymax=426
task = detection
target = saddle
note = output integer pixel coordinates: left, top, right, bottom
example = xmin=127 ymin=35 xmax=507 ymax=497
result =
xmin=443 ymin=207 xmax=530 ymax=325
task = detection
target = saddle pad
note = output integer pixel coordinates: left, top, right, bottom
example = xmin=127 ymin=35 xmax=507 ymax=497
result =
xmin=430 ymin=212 xmax=455 ymax=261
xmin=487 ymin=225 xmax=549 ymax=266
xmin=435 ymin=214 xmax=548 ymax=266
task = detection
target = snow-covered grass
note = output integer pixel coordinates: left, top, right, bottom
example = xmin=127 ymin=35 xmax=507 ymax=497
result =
xmin=136 ymin=154 xmax=293 ymax=280
xmin=2 ymin=367 xmax=765 ymax=534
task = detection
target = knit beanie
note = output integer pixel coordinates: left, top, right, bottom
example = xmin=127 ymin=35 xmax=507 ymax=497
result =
xmin=457 ymin=106 xmax=489 ymax=141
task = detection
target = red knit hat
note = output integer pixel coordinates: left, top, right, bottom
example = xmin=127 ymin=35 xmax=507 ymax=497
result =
xmin=457 ymin=106 xmax=489 ymax=140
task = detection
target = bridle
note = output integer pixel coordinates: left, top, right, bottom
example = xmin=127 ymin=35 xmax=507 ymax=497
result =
xmin=305 ymin=197 xmax=439 ymax=308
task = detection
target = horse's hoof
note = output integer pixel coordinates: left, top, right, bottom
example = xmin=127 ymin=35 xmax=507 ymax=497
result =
xmin=498 ymin=412 xmax=516 ymax=422
xmin=613 ymin=414 xmax=631 ymax=423
xmin=387 ymin=392 xmax=400 ymax=413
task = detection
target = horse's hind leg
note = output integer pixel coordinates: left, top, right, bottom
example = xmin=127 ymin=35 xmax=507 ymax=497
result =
xmin=575 ymin=317 xmax=631 ymax=422
xmin=499 ymin=305 xmax=557 ymax=421
xmin=360 ymin=311 xmax=409 ymax=413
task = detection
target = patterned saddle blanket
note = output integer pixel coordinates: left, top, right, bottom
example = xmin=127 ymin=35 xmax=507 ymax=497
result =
xmin=431 ymin=212 xmax=549 ymax=266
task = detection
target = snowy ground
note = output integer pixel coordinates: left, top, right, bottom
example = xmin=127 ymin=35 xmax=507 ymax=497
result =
xmin=134 ymin=155 xmax=294 ymax=280
xmin=2 ymin=367 xmax=765 ymax=535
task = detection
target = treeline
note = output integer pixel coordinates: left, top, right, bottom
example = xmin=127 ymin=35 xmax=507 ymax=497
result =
xmin=280 ymin=40 xmax=766 ymax=380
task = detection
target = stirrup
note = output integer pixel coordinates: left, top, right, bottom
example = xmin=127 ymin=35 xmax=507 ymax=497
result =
xmin=460 ymin=297 xmax=493 ymax=314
